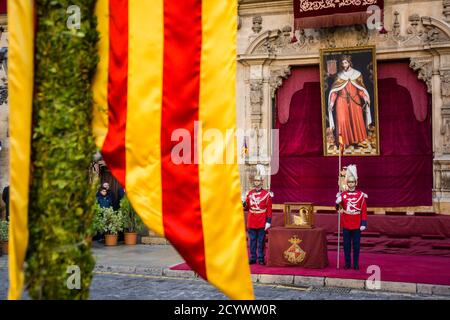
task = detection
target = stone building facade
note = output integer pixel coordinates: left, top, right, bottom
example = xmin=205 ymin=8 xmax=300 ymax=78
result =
xmin=237 ymin=0 xmax=450 ymax=213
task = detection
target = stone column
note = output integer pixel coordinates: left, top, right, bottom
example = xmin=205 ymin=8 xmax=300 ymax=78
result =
xmin=434 ymin=51 xmax=450 ymax=213
xmin=411 ymin=50 xmax=450 ymax=214
xmin=241 ymin=61 xmax=274 ymax=192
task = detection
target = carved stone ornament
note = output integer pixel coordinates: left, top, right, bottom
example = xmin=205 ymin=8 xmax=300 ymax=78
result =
xmin=245 ymin=12 xmax=450 ymax=56
xmin=422 ymin=16 xmax=450 ymax=44
xmin=269 ymin=66 xmax=291 ymax=98
xmin=296 ymin=28 xmax=315 ymax=46
xmin=252 ymin=16 xmax=262 ymax=34
xmin=441 ymin=169 xmax=450 ymax=190
xmin=409 ymin=58 xmax=433 ymax=94
xmin=249 ymin=80 xmax=263 ymax=115
xmin=441 ymin=70 xmax=450 ymax=97
xmin=406 ymin=14 xmax=424 ymax=38
xmin=441 ymin=104 xmax=450 ymax=154
xmin=445 ymin=0 xmax=450 ymax=22
xmin=0 ymin=85 xmax=7 ymax=105
xmin=392 ymin=11 xmax=404 ymax=40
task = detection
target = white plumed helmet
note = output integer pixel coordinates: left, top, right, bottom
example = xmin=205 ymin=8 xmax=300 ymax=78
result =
xmin=256 ymin=164 xmax=266 ymax=177
xmin=346 ymin=164 xmax=358 ymax=181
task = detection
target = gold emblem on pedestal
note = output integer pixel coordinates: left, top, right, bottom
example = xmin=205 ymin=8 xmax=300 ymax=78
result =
xmin=283 ymin=236 xmax=306 ymax=264
xmin=293 ymin=208 xmax=309 ymax=226
xmin=284 ymin=203 xmax=314 ymax=228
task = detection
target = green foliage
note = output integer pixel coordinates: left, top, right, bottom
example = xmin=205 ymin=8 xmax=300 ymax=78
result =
xmin=0 ymin=220 xmax=8 ymax=242
xmin=120 ymin=195 xmax=145 ymax=233
xmin=99 ymin=207 xmax=124 ymax=236
xmin=25 ymin=0 xmax=99 ymax=299
xmin=87 ymin=203 xmax=104 ymax=236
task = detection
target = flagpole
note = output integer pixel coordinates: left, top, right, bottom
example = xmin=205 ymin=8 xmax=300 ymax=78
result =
xmin=337 ymin=138 xmax=342 ymax=269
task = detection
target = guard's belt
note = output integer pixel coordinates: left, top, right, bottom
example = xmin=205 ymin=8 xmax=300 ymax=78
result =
xmin=249 ymin=209 xmax=267 ymax=214
xmin=343 ymin=210 xmax=361 ymax=215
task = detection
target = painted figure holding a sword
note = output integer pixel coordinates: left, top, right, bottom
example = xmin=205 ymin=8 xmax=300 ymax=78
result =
xmin=328 ymin=55 xmax=372 ymax=149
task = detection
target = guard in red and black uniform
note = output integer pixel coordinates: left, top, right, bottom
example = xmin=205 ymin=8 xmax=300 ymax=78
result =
xmin=336 ymin=166 xmax=367 ymax=270
xmin=244 ymin=175 xmax=272 ymax=265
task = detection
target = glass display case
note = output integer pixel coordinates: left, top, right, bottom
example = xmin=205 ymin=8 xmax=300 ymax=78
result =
xmin=284 ymin=202 xmax=314 ymax=229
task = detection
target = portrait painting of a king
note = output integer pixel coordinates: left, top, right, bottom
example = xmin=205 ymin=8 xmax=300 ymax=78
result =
xmin=320 ymin=46 xmax=379 ymax=156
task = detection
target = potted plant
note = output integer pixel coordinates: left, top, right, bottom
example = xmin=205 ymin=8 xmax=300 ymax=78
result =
xmin=0 ymin=220 xmax=8 ymax=255
xmin=85 ymin=203 xmax=104 ymax=243
xmin=120 ymin=195 xmax=145 ymax=245
xmin=100 ymin=207 xmax=124 ymax=246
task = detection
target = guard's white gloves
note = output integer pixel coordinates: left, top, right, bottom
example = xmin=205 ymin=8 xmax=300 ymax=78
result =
xmin=265 ymin=223 xmax=271 ymax=231
xmin=360 ymin=226 xmax=366 ymax=231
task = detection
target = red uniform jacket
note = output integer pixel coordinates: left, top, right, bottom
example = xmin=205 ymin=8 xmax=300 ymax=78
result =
xmin=245 ymin=189 xmax=272 ymax=229
xmin=336 ymin=190 xmax=368 ymax=230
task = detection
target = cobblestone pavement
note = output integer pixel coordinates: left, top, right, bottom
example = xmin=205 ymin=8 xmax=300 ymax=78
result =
xmin=0 ymin=257 xmax=448 ymax=300
xmin=86 ymin=272 xmax=447 ymax=300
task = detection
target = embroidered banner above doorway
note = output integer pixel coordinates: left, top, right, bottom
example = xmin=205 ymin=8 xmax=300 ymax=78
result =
xmin=294 ymin=0 xmax=384 ymax=29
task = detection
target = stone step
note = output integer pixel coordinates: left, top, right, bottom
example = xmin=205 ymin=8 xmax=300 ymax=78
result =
xmin=148 ymin=230 xmax=160 ymax=237
xmin=141 ymin=236 xmax=170 ymax=245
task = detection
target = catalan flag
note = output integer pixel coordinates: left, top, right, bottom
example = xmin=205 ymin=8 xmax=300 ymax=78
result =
xmin=8 ymin=0 xmax=253 ymax=300
xmin=8 ymin=0 xmax=34 ymax=300
xmin=92 ymin=0 xmax=253 ymax=299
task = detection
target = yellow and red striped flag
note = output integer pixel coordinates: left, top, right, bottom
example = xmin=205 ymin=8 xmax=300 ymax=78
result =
xmin=93 ymin=0 xmax=253 ymax=299
xmin=8 ymin=0 xmax=35 ymax=300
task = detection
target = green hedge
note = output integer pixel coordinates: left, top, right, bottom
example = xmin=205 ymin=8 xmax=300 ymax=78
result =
xmin=25 ymin=0 xmax=99 ymax=299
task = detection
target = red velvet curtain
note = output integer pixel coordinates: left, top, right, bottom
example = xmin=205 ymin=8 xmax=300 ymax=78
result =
xmin=272 ymin=61 xmax=432 ymax=207
xmin=0 ymin=0 xmax=5 ymax=15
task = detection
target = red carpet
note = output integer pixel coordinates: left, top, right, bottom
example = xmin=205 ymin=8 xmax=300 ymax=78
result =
xmin=253 ymin=212 xmax=450 ymax=257
xmin=170 ymin=251 xmax=450 ymax=286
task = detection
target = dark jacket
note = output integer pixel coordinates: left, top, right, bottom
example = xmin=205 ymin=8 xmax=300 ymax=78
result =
xmin=96 ymin=190 xmax=115 ymax=207
xmin=97 ymin=194 xmax=113 ymax=208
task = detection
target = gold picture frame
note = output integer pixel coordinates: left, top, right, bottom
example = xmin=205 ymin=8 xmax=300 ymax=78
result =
xmin=284 ymin=202 xmax=314 ymax=229
xmin=319 ymin=46 xmax=380 ymax=156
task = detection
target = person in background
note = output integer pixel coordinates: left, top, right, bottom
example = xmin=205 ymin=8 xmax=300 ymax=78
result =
xmin=117 ymin=187 xmax=125 ymax=202
xmin=115 ymin=186 xmax=125 ymax=210
xmin=97 ymin=187 xmax=113 ymax=208
xmin=96 ymin=182 xmax=116 ymax=208
xmin=102 ymin=182 xmax=116 ymax=205
xmin=2 ymin=185 xmax=9 ymax=221
xmin=244 ymin=175 xmax=272 ymax=265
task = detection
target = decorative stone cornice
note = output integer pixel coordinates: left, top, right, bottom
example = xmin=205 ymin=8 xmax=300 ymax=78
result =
xmin=269 ymin=66 xmax=291 ymax=98
xmin=242 ymin=12 xmax=450 ymax=59
xmin=421 ymin=16 xmax=450 ymax=44
xmin=409 ymin=57 xmax=433 ymax=93
xmin=245 ymin=29 xmax=281 ymax=55
xmin=238 ymin=0 xmax=292 ymax=16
